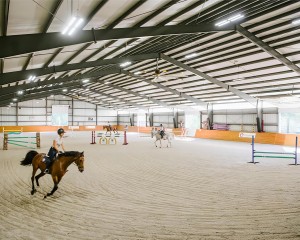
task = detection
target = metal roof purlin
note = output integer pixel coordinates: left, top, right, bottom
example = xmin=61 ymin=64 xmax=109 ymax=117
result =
xmin=121 ymin=69 xmax=208 ymax=108
xmin=0 ymin=53 xmax=159 ymax=85
xmin=236 ymin=25 xmax=300 ymax=76
xmin=0 ymin=67 xmax=121 ymax=97
xmin=87 ymin=88 xmax=148 ymax=111
xmin=103 ymin=82 xmax=171 ymax=108
xmin=160 ymin=53 xmax=257 ymax=106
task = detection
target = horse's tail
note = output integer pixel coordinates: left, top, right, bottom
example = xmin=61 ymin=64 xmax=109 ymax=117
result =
xmin=20 ymin=150 xmax=39 ymax=166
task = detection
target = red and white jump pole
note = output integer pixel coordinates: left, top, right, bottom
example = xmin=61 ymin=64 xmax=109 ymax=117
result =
xmin=123 ymin=125 xmax=128 ymax=145
xmin=90 ymin=131 xmax=96 ymax=144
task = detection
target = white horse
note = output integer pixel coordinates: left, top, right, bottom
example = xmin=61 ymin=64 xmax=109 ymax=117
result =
xmin=151 ymin=129 xmax=173 ymax=148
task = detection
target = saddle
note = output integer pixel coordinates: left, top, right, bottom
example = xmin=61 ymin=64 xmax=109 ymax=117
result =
xmin=42 ymin=155 xmax=58 ymax=174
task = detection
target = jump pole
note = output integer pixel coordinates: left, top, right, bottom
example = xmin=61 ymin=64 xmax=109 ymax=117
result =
xmin=3 ymin=132 xmax=40 ymax=150
xmin=250 ymin=135 xmax=298 ymax=165
xmin=123 ymin=130 xmax=128 ymax=145
xmin=90 ymin=131 xmax=96 ymax=144
xmin=290 ymin=136 xmax=298 ymax=165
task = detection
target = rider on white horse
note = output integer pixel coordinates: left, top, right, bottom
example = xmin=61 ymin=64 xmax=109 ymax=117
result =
xmin=159 ymin=124 xmax=165 ymax=139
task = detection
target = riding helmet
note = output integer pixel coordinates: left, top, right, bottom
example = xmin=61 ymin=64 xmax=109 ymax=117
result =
xmin=57 ymin=128 xmax=66 ymax=135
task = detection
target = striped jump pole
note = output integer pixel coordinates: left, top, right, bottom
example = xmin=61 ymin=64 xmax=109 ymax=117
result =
xmin=123 ymin=130 xmax=128 ymax=145
xmin=90 ymin=131 xmax=96 ymax=144
xmin=3 ymin=132 xmax=40 ymax=150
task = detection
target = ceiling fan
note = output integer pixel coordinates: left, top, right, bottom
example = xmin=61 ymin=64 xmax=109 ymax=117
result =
xmin=151 ymin=58 xmax=183 ymax=82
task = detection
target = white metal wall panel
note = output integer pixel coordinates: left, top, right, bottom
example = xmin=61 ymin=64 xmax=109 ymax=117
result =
xmin=264 ymin=126 xmax=278 ymax=132
xmin=18 ymin=108 xmax=46 ymax=115
xmin=18 ymin=100 xmax=46 ymax=107
xmin=73 ymin=101 xmax=95 ymax=108
xmin=19 ymin=121 xmax=46 ymax=126
xmin=263 ymin=114 xmax=278 ymax=125
xmin=242 ymin=114 xmax=256 ymax=125
xmin=1 ymin=115 xmax=17 ymax=122
xmin=153 ymin=115 xmax=173 ymax=127
xmin=226 ymin=115 xmax=242 ymax=124
xmin=18 ymin=116 xmax=46 ymax=122
xmin=213 ymin=115 xmax=227 ymax=123
xmin=73 ymin=108 xmax=96 ymax=116
xmin=230 ymin=125 xmax=255 ymax=132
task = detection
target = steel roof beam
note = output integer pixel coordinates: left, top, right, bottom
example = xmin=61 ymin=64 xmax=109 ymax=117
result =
xmin=84 ymin=0 xmax=109 ymax=25
xmin=0 ymin=23 xmax=235 ymax=58
xmin=22 ymin=53 xmax=34 ymax=71
xmin=0 ymin=67 xmax=121 ymax=97
xmin=58 ymin=0 xmax=109 ymax=65
xmin=80 ymin=0 xmax=180 ymax=63
xmin=0 ymin=89 xmax=65 ymax=107
xmin=0 ymin=53 xmax=159 ymax=85
xmin=0 ymin=81 xmax=80 ymax=102
xmin=70 ymin=91 xmax=133 ymax=109
xmin=42 ymin=0 xmax=64 ymax=33
xmin=87 ymin=88 xmax=148 ymax=110
xmin=43 ymin=47 xmax=64 ymax=67
xmin=103 ymin=82 xmax=172 ymax=108
xmin=236 ymin=25 xmax=300 ymax=76
xmin=0 ymin=58 xmax=3 ymax=74
xmin=2 ymin=0 xmax=10 ymax=36
xmin=160 ymin=53 xmax=257 ymax=106
xmin=121 ymin=69 xmax=208 ymax=108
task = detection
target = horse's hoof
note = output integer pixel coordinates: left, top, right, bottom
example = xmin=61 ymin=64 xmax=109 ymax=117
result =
xmin=31 ymin=190 xmax=34 ymax=195
xmin=43 ymin=195 xmax=47 ymax=199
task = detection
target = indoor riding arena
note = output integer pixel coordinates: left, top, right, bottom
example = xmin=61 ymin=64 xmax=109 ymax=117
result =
xmin=0 ymin=0 xmax=300 ymax=239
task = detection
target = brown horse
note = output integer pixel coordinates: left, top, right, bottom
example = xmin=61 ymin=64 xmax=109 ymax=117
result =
xmin=103 ymin=125 xmax=119 ymax=136
xmin=20 ymin=150 xmax=84 ymax=198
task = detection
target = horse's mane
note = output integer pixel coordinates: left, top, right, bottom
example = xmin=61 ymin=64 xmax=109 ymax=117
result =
xmin=59 ymin=151 xmax=81 ymax=157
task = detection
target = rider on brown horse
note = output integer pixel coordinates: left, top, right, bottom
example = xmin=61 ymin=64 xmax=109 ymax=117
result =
xmin=45 ymin=128 xmax=66 ymax=173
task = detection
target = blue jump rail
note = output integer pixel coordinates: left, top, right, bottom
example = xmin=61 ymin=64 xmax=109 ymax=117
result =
xmin=250 ymin=136 xmax=298 ymax=165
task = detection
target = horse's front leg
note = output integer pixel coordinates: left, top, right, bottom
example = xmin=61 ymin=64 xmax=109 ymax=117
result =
xmin=44 ymin=175 xmax=61 ymax=199
xmin=44 ymin=184 xmax=58 ymax=199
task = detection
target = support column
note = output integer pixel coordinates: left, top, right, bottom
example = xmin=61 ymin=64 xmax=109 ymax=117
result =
xmin=256 ymin=99 xmax=263 ymax=132
xmin=96 ymin=104 xmax=98 ymax=126
xmin=45 ymin=97 xmax=48 ymax=125
xmin=117 ymin=111 xmax=119 ymax=126
xmin=174 ymin=109 xmax=178 ymax=128
xmin=207 ymin=103 xmax=213 ymax=130
xmin=16 ymin=102 xmax=18 ymax=126
xmin=200 ymin=111 xmax=203 ymax=129
xmin=71 ymin=98 xmax=74 ymax=126
xmin=149 ymin=113 xmax=154 ymax=127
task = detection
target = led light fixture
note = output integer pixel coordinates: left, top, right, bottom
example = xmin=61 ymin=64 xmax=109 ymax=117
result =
xmin=120 ymin=62 xmax=131 ymax=67
xmin=292 ymin=19 xmax=300 ymax=24
xmin=185 ymin=53 xmax=198 ymax=59
xmin=215 ymin=14 xmax=244 ymax=26
xmin=28 ymin=75 xmax=36 ymax=81
xmin=62 ymin=17 xmax=84 ymax=35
